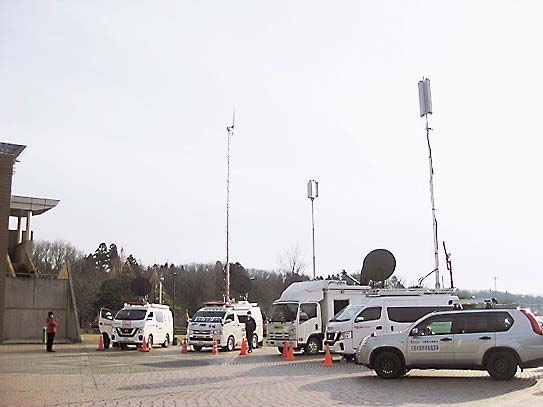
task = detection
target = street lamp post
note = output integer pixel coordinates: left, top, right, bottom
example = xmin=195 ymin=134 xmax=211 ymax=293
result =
xmin=307 ymin=180 xmax=319 ymax=280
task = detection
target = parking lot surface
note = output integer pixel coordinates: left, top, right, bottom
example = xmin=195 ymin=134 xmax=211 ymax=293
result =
xmin=1 ymin=342 xmax=542 ymax=406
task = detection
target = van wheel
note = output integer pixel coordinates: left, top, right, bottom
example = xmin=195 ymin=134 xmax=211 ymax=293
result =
xmin=304 ymin=337 xmax=320 ymax=355
xmin=487 ymin=351 xmax=517 ymax=380
xmin=251 ymin=334 xmax=258 ymax=350
xmin=192 ymin=345 xmax=203 ymax=352
xmin=102 ymin=333 xmax=110 ymax=350
xmin=343 ymin=354 xmax=355 ymax=362
xmin=162 ymin=334 xmax=170 ymax=348
xmin=374 ymin=351 xmax=403 ymax=379
xmin=147 ymin=335 xmax=153 ymax=349
xmin=224 ymin=335 xmax=235 ymax=352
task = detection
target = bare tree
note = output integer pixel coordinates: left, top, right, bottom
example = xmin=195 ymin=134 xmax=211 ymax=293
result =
xmin=277 ymin=244 xmax=306 ymax=275
xmin=32 ymin=240 xmax=82 ymax=276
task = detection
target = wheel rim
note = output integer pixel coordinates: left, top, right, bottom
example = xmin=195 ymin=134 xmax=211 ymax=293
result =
xmin=252 ymin=335 xmax=257 ymax=349
xmin=148 ymin=336 xmax=153 ymax=347
xmin=165 ymin=335 xmax=169 ymax=346
xmin=228 ymin=337 xmax=234 ymax=350
xmin=495 ymin=358 xmax=508 ymax=374
xmin=308 ymin=340 xmax=318 ymax=354
xmin=381 ymin=359 xmax=394 ymax=374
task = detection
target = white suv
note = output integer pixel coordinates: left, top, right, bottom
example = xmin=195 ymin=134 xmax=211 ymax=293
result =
xmin=355 ymin=308 xmax=543 ymax=380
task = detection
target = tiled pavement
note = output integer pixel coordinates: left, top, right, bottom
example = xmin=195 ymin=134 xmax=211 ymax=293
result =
xmin=1 ymin=343 xmax=542 ymax=406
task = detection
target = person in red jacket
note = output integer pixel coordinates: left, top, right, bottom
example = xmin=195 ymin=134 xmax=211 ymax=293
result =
xmin=45 ymin=312 xmax=58 ymax=352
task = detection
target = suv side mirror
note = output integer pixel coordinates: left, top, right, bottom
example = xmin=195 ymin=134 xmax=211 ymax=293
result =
xmin=355 ymin=316 xmax=365 ymax=322
xmin=224 ymin=319 xmax=231 ymax=324
xmin=410 ymin=327 xmax=419 ymax=336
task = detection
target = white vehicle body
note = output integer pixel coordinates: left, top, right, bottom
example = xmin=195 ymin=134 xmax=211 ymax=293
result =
xmin=100 ymin=302 xmax=173 ymax=349
xmin=326 ymin=290 xmax=460 ymax=358
xmin=229 ymin=301 xmax=264 ymax=349
xmin=355 ymin=308 xmax=543 ymax=380
xmin=188 ymin=302 xmax=260 ymax=351
xmin=266 ymin=280 xmax=373 ymax=354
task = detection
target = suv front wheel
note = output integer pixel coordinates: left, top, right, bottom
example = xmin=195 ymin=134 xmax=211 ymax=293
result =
xmin=487 ymin=351 xmax=517 ymax=380
xmin=374 ymin=351 xmax=404 ymax=379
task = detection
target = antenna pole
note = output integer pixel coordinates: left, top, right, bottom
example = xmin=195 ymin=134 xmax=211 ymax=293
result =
xmin=225 ymin=109 xmax=234 ymax=302
xmin=311 ymin=198 xmax=316 ymax=279
xmin=425 ymin=113 xmax=440 ymax=289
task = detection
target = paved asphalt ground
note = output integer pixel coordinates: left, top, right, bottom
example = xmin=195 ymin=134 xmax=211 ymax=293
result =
xmin=1 ymin=336 xmax=542 ymax=406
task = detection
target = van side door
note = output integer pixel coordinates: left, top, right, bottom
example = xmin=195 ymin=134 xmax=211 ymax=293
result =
xmin=352 ymin=307 xmax=383 ymax=352
xmin=155 ymin=310 xmax=165 ymax=342
xmin=98 ymin=308 xmax=114 ymax=336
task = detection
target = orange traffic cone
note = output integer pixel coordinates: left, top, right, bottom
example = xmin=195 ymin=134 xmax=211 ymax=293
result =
xmin=239 ymin=338 xmax=248 ymax=356
xmin=140 ymin=336 xmax=150 ymax=352
xmin=285 ymin=342 xmax=296 ymax=361
xmin=282 ymin=340 xmax=288 ymax=359
xmin=96 ymin=334 xmax=105 ymax=351
xmin=211 ymin=339 xmax=218 ymax=355
xmin=323 ymin=344 xmax=333 ymax=367
xmin=181 ymin=338 xmax=188 ymax=354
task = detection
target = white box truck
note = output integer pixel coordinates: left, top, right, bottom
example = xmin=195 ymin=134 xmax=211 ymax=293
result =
xmin=325 ymin=289 xmax=460 ymax=360
xmin=266 ymin=280 xmax=372 ymax=355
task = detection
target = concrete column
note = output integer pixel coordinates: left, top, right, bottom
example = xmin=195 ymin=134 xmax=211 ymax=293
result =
xmin=16 ymin=217 xmax=22 ymax=244
xmin=25 ymin=211 xmax=32 ymax=241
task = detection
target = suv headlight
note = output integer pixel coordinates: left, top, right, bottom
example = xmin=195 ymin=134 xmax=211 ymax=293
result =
xmin=339 ymin=331 xmax=353 ymax=340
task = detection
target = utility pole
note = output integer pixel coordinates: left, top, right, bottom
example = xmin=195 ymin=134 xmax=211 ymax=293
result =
xmin=225 ymin=109 xmax=234 ymax=302
xmin=418 ymin=78 xmax=440 ymax=289
xmin=307 ymin=180 xmax=318 ymax=280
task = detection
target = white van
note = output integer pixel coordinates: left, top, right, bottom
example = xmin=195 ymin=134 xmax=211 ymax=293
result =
xmin=230 ymin=301 xmax=264 ymax=349
xmin=188 ymin=303 xmax=243 ymax=351
xmin=325 ymin=290 xmax=460 ymax=360
xmin=99 ymin=302 xmax=173 ymax=350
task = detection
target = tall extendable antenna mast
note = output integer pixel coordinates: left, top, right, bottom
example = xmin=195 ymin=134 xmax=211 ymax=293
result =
xmin=418 ymin=78 xmax=440 ymax=289
xmin=225 ymin=107 xmax=235 ymax=301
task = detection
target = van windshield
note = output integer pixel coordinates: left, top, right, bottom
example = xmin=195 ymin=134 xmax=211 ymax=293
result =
xmin=193 ymin=310 xmax=226 ymax=323
xmin=115 ymin=309 xmax=147 ymax=320
xmin=269 ymin=303 xmax=298 ymax=322
xmin=329 ymin=305 xmax=365 ymax=322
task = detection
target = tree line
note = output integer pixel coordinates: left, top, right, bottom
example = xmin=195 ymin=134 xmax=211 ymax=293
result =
xmin=32 ymin=240 xmax=310 ymax=329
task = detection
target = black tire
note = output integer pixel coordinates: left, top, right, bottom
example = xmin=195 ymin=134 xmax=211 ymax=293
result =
xmin=343 ymin=354 xmax=355 ymax=362
xmin=102 ymin=333 xmax=110 ymax=350
xmin=251 ymin=334 xmax=258 ymax=350
xmin=224 ymin=335 xmax=235 ymax=352
xmin=162 ymin=334 xmax=170 ymax=348
xmin=277 ymin=347 xmax=284 ymax=354
xmin=147 ymin=335 xmax=153 ymax=349
xmin=192 ymin=345 xmax=203 ymax=352
xmin=304 ymin=337 xmax=320 ymax=355
xmin=374 ymin=351 xmax=404 ymax=379
xmin=487 ymin=351 xmax=517 ymax=380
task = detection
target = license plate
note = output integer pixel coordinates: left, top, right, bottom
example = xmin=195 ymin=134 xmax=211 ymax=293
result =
xmin=274 ymin=325 xmax=283 ymax=330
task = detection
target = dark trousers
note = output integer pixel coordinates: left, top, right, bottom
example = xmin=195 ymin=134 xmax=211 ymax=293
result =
xmin=247 ymin=331 xmax=254 ymax=351
xmin=46 ymin=332 xmax=55 ymax=351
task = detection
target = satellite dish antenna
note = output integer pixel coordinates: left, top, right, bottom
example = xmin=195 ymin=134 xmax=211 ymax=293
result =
xmin=131 ymin=277 xmax=152 ymax=297
xmin=360 ymin=249 xmax=396 ymax=286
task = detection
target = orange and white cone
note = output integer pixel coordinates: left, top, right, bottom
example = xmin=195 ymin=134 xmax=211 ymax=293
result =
xmin=282 ymin=340 xmax=288 ymax=359
xmin=285 ymin=342 xmax=296 ymax=361
xmin=140 ymin=336 xmax=150 ymax=352
xmin=96 ymin=334 xmax=105 ymax=351
xmin=181 ymin=338 xmax=188 ymax=354
xmin=323 ymin=344 xmax=333 ymax=367
xmin=211 ymin=339 xmax=218 ymax=355
xmin=239 ymin=338 xmax=248 ymax=356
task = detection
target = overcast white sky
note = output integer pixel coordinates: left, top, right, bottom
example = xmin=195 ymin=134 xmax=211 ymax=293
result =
xmin=1 ymin=1 xmax=542 ymax=295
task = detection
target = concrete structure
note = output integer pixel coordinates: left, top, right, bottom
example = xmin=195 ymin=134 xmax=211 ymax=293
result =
xmin=0 ymin=141 xmax=80 ymax=343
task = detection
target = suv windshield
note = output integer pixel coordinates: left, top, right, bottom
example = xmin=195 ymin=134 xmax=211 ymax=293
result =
xmin=269 ymin=303 xmax=298 ymax=322
xmin=192 ymin=310 xmax=226 ymax=323
xmin=115 ymin=309 xmax=147 ymax=320
xmin=330 ymin=305 xmax=365 ymax=322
